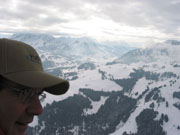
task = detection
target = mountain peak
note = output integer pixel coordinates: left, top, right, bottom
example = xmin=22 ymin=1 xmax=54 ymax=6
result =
xmin=10 ymin=33 xmax=55 ymax=42
xmin=113 ymin=41 xmax=180 ymax=65
xmin=165 ymin=40 xmax=180 ymax=46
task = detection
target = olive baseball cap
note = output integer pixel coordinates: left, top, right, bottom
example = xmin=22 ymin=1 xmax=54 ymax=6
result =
xmin=0 ymin=38 xmax=69 ymax=95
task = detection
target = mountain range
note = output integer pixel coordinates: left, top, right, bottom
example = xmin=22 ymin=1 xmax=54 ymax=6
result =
xmin=4 ymin=33 xmax=180 ymax=135
xmin=10 ymin=33 xmax=134 ymax=62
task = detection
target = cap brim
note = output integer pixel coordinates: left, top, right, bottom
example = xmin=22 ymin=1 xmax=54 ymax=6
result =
xmin=2 ymin=71 xmax=69 ymax=95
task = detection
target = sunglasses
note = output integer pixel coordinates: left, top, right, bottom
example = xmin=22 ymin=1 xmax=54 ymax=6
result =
xmin=0 ymin=83 xmax=46 ymax=103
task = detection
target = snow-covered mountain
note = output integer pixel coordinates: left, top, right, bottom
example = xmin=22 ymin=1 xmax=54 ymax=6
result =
xmin=28 ymin=60 xmax=180 ymax=135
xmin=6 ymin=33 xmax=180 ymax=135
xmin=10 ymin=33 xmax=134 ymax=63
xmin=113 ymin=42 xmax=180 ymax=64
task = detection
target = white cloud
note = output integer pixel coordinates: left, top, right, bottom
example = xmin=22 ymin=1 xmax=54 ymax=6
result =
xmin=0 ymin=0 xmax=180 ymax=43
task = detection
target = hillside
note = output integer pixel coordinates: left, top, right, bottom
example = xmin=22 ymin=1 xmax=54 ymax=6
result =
xmin=6 ymin=33 xmax=180 ymax=135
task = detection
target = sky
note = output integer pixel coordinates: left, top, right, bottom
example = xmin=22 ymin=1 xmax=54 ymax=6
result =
xmin=0 ymin=0 xmax=180 ymax=44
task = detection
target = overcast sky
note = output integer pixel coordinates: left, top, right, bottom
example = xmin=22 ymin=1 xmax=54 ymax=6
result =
xmin=0 ymin=0 xmax=180 ymax=43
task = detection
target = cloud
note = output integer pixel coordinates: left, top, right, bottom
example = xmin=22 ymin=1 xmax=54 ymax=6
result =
xmin=92 ymin=0 xmax=180 ymax=34
xmin=0 ymin=0 xmax=180 ymax=42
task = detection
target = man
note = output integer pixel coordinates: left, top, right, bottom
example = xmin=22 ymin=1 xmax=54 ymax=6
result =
xmin=0 ymin=39 xmax=69 ymax=135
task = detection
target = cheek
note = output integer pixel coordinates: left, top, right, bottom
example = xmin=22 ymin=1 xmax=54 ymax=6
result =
xmin=0 ymin=110 xmax=14 ymax=133
xmin=0 ymin=107 xmax=17 ymax=134
xmin=0 ymin=102 xmax=27 ymax=135
xmin=9 ymin=124 xmax=27 ymax=135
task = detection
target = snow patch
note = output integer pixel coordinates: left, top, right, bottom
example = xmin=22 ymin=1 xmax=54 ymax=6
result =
xmin=83 ymin=96 xmax=109 ymax=115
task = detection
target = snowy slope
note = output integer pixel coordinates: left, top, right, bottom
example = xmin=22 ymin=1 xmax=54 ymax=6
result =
xmin=114 ymin=42 xmax=180 ymax=64
xmin=109 ymin=61 xmax=180 ymax=135
xmin=38 ymin=57 xmax=180 ymax=135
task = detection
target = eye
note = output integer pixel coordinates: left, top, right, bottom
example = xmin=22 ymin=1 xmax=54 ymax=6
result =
xmin=22 ymin=90 xmax=46 ymax=103
xmin=18 ymin=89 xmax=33 ymax=102
xmin=11 ymin=90 xmax=22 ymax=97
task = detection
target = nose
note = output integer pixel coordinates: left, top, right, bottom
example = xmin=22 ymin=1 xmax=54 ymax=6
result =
xmin=26 ymin=97 xmax=43 ymax=116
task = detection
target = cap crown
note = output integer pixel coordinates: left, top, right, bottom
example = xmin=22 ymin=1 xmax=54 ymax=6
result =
xmin=0 ymin=39 xmax=43 ymax=75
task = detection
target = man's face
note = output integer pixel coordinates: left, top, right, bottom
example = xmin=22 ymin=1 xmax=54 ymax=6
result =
xmin=0 ymin=88 xmax=43 ymax=135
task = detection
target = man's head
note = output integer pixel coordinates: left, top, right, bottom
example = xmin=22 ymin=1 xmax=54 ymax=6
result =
xmin=0 ymin=76 xmax=43 ymax=135
xmin=0 ymin=39 xmax=69 ymax=135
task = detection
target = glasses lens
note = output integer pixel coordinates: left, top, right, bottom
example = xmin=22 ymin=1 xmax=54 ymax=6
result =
xmin=39 ymin=93 xmax=46 ymax=102
xmin=13 ymin=88 xmax=46 ymax=103
xmin=0 ymin=83 xmax=46 ymax=103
